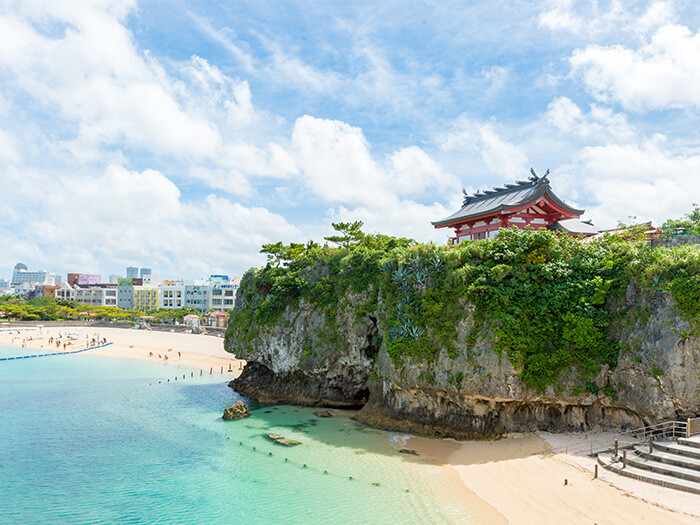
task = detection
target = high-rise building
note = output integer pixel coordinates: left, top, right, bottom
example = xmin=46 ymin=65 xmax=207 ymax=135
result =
xmin=0 ymin=279 xmax=9 ymax=290
xmin=126 ymin=266 xmax=138 ymax=279
xmin=140 ymin=267 xmax=151 ymax=279
xmin=109 ymin=274 xmax=122 ymax=284
xmin=11 ymin=263 xmax=58 ymax=287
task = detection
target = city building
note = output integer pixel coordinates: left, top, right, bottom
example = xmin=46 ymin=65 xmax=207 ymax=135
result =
xmin=109 ymin=274 xmax=122 ymax=284
xmin=0 ymin=279 xmax=9 ymax=290
xmin=126 ymin=266 xmax=138 ymax=279
xmin=54 ymin=283 xmax=118 ymax=307
xmin=209 ymin=275 xmax=241 ymax=311
xmin=160 ymin=280 xmax=185 ymax=309
xmin=140 ymin=267 xmax=152 ymax=279
xmin=432 ymin=170 xmax=598 ymax=244
xmin=185 ymin=281 xmax=211 ymax=312
xmin=11 ymin=262 xmax=59 ymax=288
xmin=116 ymin=278 xmax=143 ymax=310
xmin=133 ymin=285 xmax=159 ymax=311
xmin=67 ymin=273 xmax=101 ymax=286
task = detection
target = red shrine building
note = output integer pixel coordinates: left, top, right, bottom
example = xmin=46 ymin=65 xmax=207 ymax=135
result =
xmin=433 ymin=169 xmax=598 ymax=244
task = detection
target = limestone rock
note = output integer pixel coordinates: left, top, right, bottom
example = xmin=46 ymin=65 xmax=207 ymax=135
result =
xmin=314 ymin=410 xmax=333 ymax=418
xmin=222 ymin=401 xmax=250 ymax=420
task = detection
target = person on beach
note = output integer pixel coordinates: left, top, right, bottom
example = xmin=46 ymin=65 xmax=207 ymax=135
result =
xmin=178 ymin=351 xmax=181 ymax=360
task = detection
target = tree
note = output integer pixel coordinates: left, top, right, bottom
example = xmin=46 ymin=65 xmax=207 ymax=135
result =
xmin=662 ymin=204 xmax=700 ymax=236
xmin=261 ymin=242 xmax=307 ymax=267
xmin=324 ymin=221 xmax=365 ymax=250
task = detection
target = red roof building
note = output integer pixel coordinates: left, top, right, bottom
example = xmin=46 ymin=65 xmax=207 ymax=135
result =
xmin=433 ymin=169 xmax=598 ymax=244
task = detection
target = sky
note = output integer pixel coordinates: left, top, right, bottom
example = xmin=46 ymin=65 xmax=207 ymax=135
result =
xmin=1 ymin=0 xmax=699 ymax=280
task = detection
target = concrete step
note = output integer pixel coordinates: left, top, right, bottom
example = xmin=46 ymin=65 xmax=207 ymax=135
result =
xmin=626 ymin=452 xmax=700 ymax=483
xmin=678 ymin=436 xmax=700 ymax=450
xmin=598 ymin=453 xmax=700 ymax=495
xmin=633 ymin=445 xmax=700 ymax=472
xmin=654 ymin=440 xmax=700 ymax=461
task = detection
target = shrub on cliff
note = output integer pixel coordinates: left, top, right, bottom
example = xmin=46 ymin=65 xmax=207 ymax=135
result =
xmin=228 ymin=225 xmax=699 ymax=392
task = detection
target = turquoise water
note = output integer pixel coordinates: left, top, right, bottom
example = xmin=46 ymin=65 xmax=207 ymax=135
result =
xmin=0 ymin=346 xmax=478 ymax=524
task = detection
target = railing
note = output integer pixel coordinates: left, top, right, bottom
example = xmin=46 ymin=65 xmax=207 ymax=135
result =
xmin=533 ymin=420 xmax=690 ymax=458
xmin=688 ymin=417 xmax=700 ymax=438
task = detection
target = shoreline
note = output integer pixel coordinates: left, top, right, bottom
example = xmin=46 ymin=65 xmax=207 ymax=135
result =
xmin=2 ymin=325 xmax=698 ymax=523
xmin=0 ymin=325 xmax=245 ymax=376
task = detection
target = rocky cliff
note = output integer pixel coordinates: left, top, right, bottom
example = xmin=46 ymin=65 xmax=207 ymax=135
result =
xmin=225 ymin=231 xmax=700 ymax=438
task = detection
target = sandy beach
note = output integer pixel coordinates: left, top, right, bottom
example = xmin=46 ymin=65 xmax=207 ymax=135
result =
xmin=2 ymin=324 xmax=698 ymax=524
xmin=0 ymin=325 xmax=244 ymax=375
xmin=410 ymin=432 xmax=700 ymax=524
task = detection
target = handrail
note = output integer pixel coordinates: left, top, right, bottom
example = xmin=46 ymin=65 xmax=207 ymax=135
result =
xmin=533 ymin=420 xmax=689 ymax=457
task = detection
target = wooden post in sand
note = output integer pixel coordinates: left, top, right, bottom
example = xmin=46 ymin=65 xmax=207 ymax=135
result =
xmin=614 ymin=439 xmax=618 ymax=457
xmin=594 ymin=464 xmax=598 ymax=479
xmin=210 ymin=367 xmax=212 ymax=375
xmin=200 ymin=369 xmax=202 ymax=376
xmin=623 ymin=450 xmax=627 ymax=468
xmin=221 ymin=366 xmax=223 ymax=374
xmin=649 ymin=436 xmax=653 ymax=454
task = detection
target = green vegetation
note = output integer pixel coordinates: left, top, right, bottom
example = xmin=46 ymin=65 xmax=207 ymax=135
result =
xmin=0 ymin=296 xmax=141 ymax=321
xmin=661 ymin=203 xmax=700 ymax=235
xmin=227 ymin=218 xmax=700 ymax=393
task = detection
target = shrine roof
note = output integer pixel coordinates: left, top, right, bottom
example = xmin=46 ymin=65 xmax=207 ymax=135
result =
xmin=432 ymin=170 xmax=584 ymax=228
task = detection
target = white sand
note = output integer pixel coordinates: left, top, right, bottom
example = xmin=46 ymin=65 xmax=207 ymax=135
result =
xmin=0 ymin=325 xmax=245 ymax=375
xmin=410 ymin=432 xmax=700 ymax=524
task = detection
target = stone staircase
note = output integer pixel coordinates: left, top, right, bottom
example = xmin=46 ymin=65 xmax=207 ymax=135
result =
xmin=599 ymin=435 xmax=700 ymax=494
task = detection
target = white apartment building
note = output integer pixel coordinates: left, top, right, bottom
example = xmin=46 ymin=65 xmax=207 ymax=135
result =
xmin=210 ymin=276 xmax=241 ymax=311
xmin=160 ymin=281 xmax=185 ymax=309
xmin=55 ymin=283 xmax=118 ymax=307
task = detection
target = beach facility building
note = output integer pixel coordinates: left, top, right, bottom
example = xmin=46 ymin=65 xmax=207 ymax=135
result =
xmin=203 ymin=310 xmax=230 ymax=328
xmin=433 ymin=170 xmax=598 ymax=245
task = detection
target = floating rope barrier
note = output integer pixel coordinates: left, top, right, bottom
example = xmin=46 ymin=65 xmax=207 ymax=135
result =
xmin=229 ymin=437 xmax=404 ymax=492
xmin=0 ymin=342 xmax=114 ymax=361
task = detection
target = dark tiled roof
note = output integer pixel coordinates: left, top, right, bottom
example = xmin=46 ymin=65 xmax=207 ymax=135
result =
xmin=433 ymin=172 xmax=584 ymax=227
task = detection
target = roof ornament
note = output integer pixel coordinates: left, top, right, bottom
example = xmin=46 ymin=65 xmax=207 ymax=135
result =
xmin=530 ymin=167 xmax=550 ymax=183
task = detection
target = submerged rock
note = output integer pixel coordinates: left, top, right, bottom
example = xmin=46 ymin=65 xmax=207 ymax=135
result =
xmin=222 ymin=401 xmax=250 ymax=420
xmin=314 ymin=410 xmax=333 ymax=418
xmin=265 ymin=433 xmax=301 ymax=446
xmin=398 ymin=449 xmax=419 ymax=456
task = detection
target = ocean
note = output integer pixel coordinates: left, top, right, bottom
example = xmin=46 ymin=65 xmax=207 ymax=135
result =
xmin=0 ymin=344 xmax=480 ymax=524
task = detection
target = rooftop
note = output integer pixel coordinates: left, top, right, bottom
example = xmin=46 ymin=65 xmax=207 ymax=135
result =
xmin=433 ymin=169 xmax=584 ymax=228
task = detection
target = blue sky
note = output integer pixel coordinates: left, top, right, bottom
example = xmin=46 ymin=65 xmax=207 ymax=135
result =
xmin=1 ymin=0 xmax=699 ymax=280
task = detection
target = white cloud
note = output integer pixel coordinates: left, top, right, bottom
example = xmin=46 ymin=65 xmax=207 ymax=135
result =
xmin=0 ymin=164 xmax=303 ymax=276
xmin=439 ymin=118 xmax=528 ymax=180
xmin=546 ymin=97 xmax=635 ymax=142
xmin=538 ymin=0 xmax=674 ymax=38
xmin=571 ymin=24 xmax=700 ymax=111
xmin=0 ymin=2 xmax=221 ymax=159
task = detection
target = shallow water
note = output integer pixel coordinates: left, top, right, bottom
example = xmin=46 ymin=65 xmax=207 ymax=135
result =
xmin=0 ymin=345 xmax=480 ymax=524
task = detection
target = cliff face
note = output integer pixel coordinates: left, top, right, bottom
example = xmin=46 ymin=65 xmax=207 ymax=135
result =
xmin=226 ymin=273 xmax=699 ymax=438
xmin=227 ymin=281 xmax=376 ymax=407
